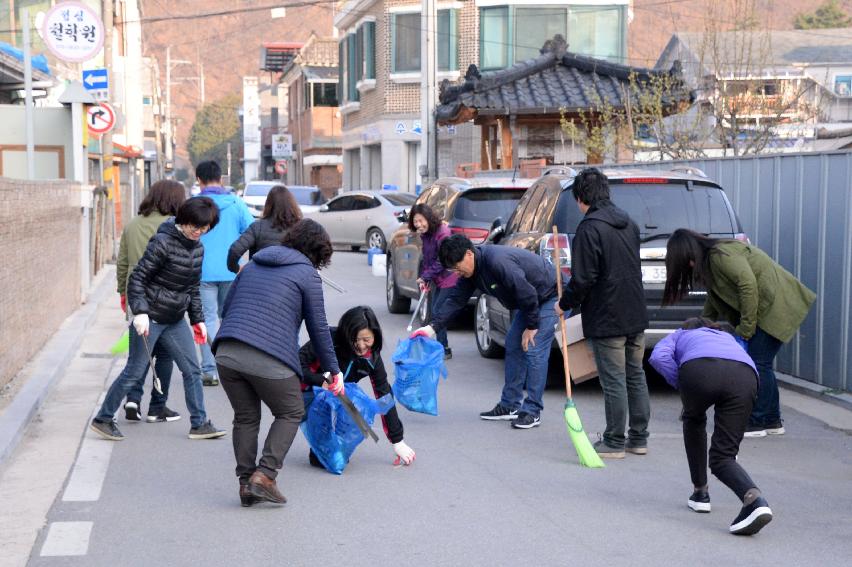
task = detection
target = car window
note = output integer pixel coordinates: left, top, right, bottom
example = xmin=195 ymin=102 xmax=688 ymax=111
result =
xmin=452 ymin=189 xmax=526 ymax=223
xmin=327 ymin=195 xmax=355 ymax=211
xmin=531 ymin=181 xmax=561 ymax=233
xmin=415 ymin=187 xmax=434 ymax=206
xmin=383 ymin=193 xmax=417 ymax=206
xmin=288 ymin=186 xmax=320 ymax=206
xmin=429 ymin=186 xmax=448 ymax=219
xmin=515 ymin=186 xmax=545 ymax=233
xmin=506 ymin=184 xmax=538 ymax=233
xmin=244 ymin=183 xmax=275 ymax=197
xmin=352 ymin=195 xmax=379 ymax=210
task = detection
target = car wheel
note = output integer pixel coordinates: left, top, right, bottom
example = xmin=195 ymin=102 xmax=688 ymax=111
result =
xmin=386 ymin=255 xmax=411 ymax=314
xmin=366 ymin=228 xmax=386 ymax=252
xmin=475 ymin=294 xmax=504 ymax=359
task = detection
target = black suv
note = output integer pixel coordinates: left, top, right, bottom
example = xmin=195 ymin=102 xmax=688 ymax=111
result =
xmin=385 ymin=174 xmax=534 ymax=322
xmin=475 ymin=168 xmax=747 ymax=358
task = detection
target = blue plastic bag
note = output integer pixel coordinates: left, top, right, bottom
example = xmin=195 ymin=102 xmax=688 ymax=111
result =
xmin=391 ymin=336 xmax=448 ymax=416
xmin=300 ymin=383 xmax=394 ymax=475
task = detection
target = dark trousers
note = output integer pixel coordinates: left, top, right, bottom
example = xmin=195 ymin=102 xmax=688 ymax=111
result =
xmin=218 ymin=364 xmax=304 ymax=484
xmin=747 ymin=327 xmax=783 ymax=427
xmin=432 ymin=286 xmax=452 ymax=349
xmin=127 ymin=341 xmax=174 ymax=411
xmin=680 ymin=358 xmax=759 ymax=501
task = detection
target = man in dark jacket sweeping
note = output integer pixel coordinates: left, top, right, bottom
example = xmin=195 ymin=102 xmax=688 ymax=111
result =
xmin=555 ymin=168 xmax=650 ymax=459
xmin=413 ymin=235 xmax=558 ymax=429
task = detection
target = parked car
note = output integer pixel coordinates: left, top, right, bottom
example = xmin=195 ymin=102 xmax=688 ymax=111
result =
xmin=303 ymin=190 xmax=416 ymax=252
xmin=242 ymin=181 xmax=325 ymax=217
xmin=385 ymin=175 xmax=535 ymax=319
xmin=475 ymin=167 xmax=747 ymax=358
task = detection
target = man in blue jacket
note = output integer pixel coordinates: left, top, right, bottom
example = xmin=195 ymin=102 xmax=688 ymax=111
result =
xmin=195 ymin=161 xmax=254 ymax=386
xmin=413 ymin=235 xmax=558 ymax=429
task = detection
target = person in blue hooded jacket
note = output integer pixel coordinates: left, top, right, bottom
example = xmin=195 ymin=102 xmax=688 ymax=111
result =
xmin=194 ymin=161 xmax=254 ymax=386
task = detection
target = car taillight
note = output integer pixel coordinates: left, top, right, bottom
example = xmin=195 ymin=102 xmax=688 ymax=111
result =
xmin=540 ymin=233 xmax=571 ymax=277
xmin=734 ymin=232 xmax=751 ymax=244
xmin=450 ymin=227 xmax=490 ymax=244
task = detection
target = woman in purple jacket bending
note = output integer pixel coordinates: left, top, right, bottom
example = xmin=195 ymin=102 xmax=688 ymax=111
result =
xmin=649 ymin=317 xmax=772 ymax=536
xmin=409 ymin=204 xmax=458 ymax=359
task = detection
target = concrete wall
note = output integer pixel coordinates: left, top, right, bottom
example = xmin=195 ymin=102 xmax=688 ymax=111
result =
xmin=0 ymin=178 xmax=81 ymax=388
xmin=0 ymin=105 xmax=73 ymax=180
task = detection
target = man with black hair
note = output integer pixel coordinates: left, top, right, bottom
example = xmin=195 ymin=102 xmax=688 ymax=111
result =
xmin=194 ymin=161 xmax=254 ymax=386
xmin=555 ymin=167 xmax=650 ymax=459
xmin=412 ymin=235 xmax=558 ymax=429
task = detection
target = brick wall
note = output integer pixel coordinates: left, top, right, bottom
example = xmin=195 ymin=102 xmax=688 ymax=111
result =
xmin=0 ymin=178 xmax=81 ymax=388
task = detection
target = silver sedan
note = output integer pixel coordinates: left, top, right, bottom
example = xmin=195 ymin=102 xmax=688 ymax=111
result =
xmin=304 ymin=190 xmax=416 ymax=252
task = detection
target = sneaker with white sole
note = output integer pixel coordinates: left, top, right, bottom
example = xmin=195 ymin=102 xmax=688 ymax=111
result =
xmin=188 ymin=420 xmax=227 ymax=439
xmin=511 ymin=412 xmax=541 ymax=429
xmin=730 ymin=497 xmax=773 ymax=535
xmin=743 ymin=425 xmax=767 ymax=438
xmin=765 ymin=421 xmax=785 ymax=435
xmin=593 ymin=440 xmax=625 ymax=459
xmin=124 ymin=401 xmax=141 ymax=422
xmin=479 ymin=404 xmax=518 ymax=421
xmin=146 ymin=407 xmax=181 ymax=423
xmin=688 ymin=489 xmax=711 ymax=513
xmin=90 ymin=419 xmax=124 ymax=441
xmin=202 ymin=373 xmax=219 ymax=387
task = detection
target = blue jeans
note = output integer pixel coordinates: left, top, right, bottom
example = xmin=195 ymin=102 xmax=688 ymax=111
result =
xmin=432 ymin=286 xmax=452 ymax=349
xmin=126 ymin=341 xmax=174 ymax=411
xmin=200 ymin=281 xmax=232 ymax=375
xmin=590 ymin=333 xmax=650 ymax=449
xmin=97 ymin=320 xmax=207 ymax=428
xmin=747 ymin=327 xmax=783 ymax=427
xmin=500 ymin=299 xmax=557 ymax=417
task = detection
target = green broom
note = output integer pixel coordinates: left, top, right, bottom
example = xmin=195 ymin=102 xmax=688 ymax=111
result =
xmin=552 ymin=226 xmax=605 ymax=468
xmin=109 ymin=330 xmax=129 ymax=356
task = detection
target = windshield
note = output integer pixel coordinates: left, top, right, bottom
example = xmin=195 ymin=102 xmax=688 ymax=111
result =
xmin=453 ymin=189 xmax=525 ymax=223
xmin=383 ymin=193 xmax=417 ymax=206
xmin=243 ymin=183 xmax=275 ymax=198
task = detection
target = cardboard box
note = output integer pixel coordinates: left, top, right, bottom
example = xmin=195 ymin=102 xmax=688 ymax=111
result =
xmin=555 ymin=315 xmax=599 ymax=384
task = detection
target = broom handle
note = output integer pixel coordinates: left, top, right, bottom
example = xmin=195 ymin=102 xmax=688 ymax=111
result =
xmin=551 ymin=226 xmax=573 ymax=400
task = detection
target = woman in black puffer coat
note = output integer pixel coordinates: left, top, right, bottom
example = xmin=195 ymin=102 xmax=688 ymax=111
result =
xmin=91 ymin=198 xmax=227 ymax=442
xmin=226 ymin=185 xmax=302 ymax=273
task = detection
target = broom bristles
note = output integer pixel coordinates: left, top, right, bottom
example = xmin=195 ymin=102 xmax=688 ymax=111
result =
xmin=110 ymin=330 xmax=129 ymax=356
xmin=564 ymin=400 xmax=605 ymax=468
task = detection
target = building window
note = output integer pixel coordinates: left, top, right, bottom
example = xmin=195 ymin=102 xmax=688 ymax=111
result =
xmin=481 ymin=6 xmax=508 ymax=70
xmin=346 ymin=33 xmax=360 ymax=102
xmin=568 ymin=6 xmax=623 ymax=63
xmin=515 ymin=7 xmax=566 ymax=61
xmin=437 ymin=9 xmax=458 ymax=72
xmin=363 ymin=21 xmax=376 ymax=80
xmin=312 ymin=83 xmax=338 ymax=107
xmin=392 ymin=10 xmax=458 ymax=74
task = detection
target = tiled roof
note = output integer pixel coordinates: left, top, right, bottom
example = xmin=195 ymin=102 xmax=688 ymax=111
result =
xmin=436 ymin=35 xmax=691 ymax=124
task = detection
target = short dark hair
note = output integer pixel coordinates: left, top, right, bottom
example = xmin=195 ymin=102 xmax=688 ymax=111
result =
xmin=195 ymin=161 xmax=222 ymax=184
xmin=439 ymin=234 xmax=474 ymax=268
xmin=407 ymin=203 xmax=442 ymax=234
xmin=176 ymin=196 xmax=219 ymax=230
xmin=336 ymin=306 xmax=383 ymax=357
xmin=572 ymin=167 xmax=610 ymax=206
xmin=138 ymin=180 xmax=186 ymax=216
xmin=281 ymin=219 xmax=333 ymax=268
xmin=263 ymin=185 xmax=302 ymax=231
xmin=681 ymin=316 xmax=736 ymax=336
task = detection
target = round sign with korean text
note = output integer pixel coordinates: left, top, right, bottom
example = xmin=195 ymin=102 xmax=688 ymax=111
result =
xmin=42 ymin=1 xmax=104 ymax=63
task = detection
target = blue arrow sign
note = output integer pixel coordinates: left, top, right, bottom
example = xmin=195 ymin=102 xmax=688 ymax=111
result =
xmin=82 ymin=68 xmax=108 ymax=91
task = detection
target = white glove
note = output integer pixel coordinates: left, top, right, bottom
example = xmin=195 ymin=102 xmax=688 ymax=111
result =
xmin=392 ymin=440 xmax=416 ymax=465
xmin=132 ymin=313 xmax=149 ymax=336
xmin=410 ymin=325 xmax=436 ymax=340
xmin=326 ymin=372 xmax=345 ymax=396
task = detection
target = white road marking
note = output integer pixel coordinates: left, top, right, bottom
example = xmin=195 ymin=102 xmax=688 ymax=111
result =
xmin=39 ymin=521 xmax=93 ymax=556
xmin=62 ymin=436 xmax=113 ymax=502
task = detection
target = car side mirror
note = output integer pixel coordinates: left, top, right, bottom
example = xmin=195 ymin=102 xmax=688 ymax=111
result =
xmin=398 ymin=209 xmax=409 ymax=223
xmin=319 ymin=204 xmax=329 ymax=212
xmin=488 ymin=225 xmax=505 ymax=244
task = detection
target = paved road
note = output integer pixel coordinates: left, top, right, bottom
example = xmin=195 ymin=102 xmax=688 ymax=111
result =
xmin=15 ymin=252 xmax=852 ymax=566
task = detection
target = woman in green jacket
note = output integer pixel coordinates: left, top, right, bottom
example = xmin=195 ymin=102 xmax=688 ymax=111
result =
xmin=662 ymin=229 xmax=816 ymax=437
xmin=116 ymin=179 xmax=186 ymax=423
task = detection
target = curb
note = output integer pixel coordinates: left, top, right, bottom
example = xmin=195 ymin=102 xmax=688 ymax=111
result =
xmin=777 ymin=371 xmax=852 ymax=413
xmin=0 ymin=266 xmax=114 ymax=467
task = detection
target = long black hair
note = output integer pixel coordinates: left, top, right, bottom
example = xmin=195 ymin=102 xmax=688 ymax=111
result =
xmin=335 ymin=306 xmax=383 ymax=358
xmin=662 ymin=229 xmax=726 ymax=306
xmin=263 ymin=185 xmax=302 ymax=231
xmin=681 ymin=316 xmax=736 ymax=335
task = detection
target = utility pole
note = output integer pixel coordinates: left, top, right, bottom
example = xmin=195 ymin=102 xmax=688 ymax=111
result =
xmin=103 ymin=0 xmax=113 ymax=182
xmin=164 ymin=47 xmax=194 ymax=171
xmin=22 ymin=8 xmax=34 ymax=180
xmin=227 ymin=142 xmax=232 ymax=180
xmin=199 ymin=61 xmax=205 ymax=104
xmin=419 ymin=0 xmax=437 ymax=189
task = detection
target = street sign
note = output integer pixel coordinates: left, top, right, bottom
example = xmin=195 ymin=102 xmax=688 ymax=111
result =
xmin=395 ymin=121 xmax=407 ymax=135
xmin=42 ymin=2 xmax=104 ymax=63
xmin=274 ymin=160 xmax=288 ymax=175
xmin=87 ymin=102 xmax=115 ymax=135
xmin=82 ymin=68 xmax=108 ymax=91
xmin=412 ymin=121 xmax=423 ymax=135
xmin=271 ymin=134 xmax=292 ymax=158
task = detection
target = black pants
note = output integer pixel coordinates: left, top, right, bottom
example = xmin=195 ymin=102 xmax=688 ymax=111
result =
xmin=218 ymin=365 xmax=304 ymax=484
xmin=680 ymin=358 xmax=759 ymax=501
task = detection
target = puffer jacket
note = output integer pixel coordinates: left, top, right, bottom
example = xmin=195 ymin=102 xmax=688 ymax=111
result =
xmin=419 ymin=223 xmax=458 ymax=289
xmin=558 ymin=200 xmax=647 ymax=338
xmin=127 ymin=220 xmax=204 ymax=325
xmin=226 ymin=218 xmax=287 ymax=273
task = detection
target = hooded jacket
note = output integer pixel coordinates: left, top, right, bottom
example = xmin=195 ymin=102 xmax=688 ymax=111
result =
xmin=127 ymin=220 xmax=204 ymax=325
xmin=213 ymin=245 xmax=339 ymax=378
xmin=559 ymin=200 xmax=647 ymax=338
xmin=419 ymin=223 xmax=458 ymax=289
xmin=198 ymin=188 xmax=254 ymax=282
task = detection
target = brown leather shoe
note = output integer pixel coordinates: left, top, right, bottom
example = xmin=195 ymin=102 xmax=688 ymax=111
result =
xmin=248 ymin=470 xmax=287 ymax=504
xmin=239 ymin=484 xmax=259 ymax=507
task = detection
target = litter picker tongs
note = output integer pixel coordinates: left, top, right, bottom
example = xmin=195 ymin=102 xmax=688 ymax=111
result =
xmin=406 ymin=289 xmax=428 ymax=332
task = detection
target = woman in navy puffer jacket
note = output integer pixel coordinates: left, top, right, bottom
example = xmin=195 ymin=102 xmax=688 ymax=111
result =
xmin=213 ymin=219 xmax=341 ymax=507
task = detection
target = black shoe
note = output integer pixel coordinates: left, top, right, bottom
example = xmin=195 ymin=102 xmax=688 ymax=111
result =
xmin=688 ymin=489 xmax=711 ymax=513
xmin=743 ymin=424 xmax=767 ymax=438
xmin=730 ymin=497 xmax=773 ymax=535
xmin=593 ymin=440 xmax=625 ymax=459
xmin=480 ymin=404 xmax=518 ymax=421
xmin=308 ymin=450 xmax=324 ymax=469
xmin=188 ymin=420 xmax=227 ymax=439
xmin=202 ymin=373 xmax=219 ymax=387
xmin=511 ymin=412 xmax=541 ymax=429
xmin=123 ymin=401 xmax=141 ymax=421
xmin=765 ymin=421 xmax=785 ymax=435
xmin=90 ymin=419 xmax=124 ymax=441
xmin=146 ymin=407 xmax=181 ymax=423
xmin=626 ymin=441 xmax=648 ymax=455
xmin=239 ymin=484 xmax=259 ymax=507
xmin=444 ymin=348 xmax=452 ymax=360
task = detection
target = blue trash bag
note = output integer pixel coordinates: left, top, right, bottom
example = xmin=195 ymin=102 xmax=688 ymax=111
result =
xmin=300 ymin=383 xmax=394 ymax=475
xmin=391 ymin=336 xmax=448 ymax=416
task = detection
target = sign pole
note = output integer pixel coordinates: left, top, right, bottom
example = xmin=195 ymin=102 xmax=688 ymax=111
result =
xmin=23 ymin=8 xmax=34 ymax=180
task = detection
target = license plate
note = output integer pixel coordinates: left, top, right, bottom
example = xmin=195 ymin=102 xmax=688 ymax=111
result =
xmin=641 ymin=265 xmax=667 ymax=284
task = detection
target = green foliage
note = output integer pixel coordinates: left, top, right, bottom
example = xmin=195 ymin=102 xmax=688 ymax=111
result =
xmin=794 ymin=0 xmax=852 ymax=29
xmin=187 ymin=93 xmax=241 ymax=172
